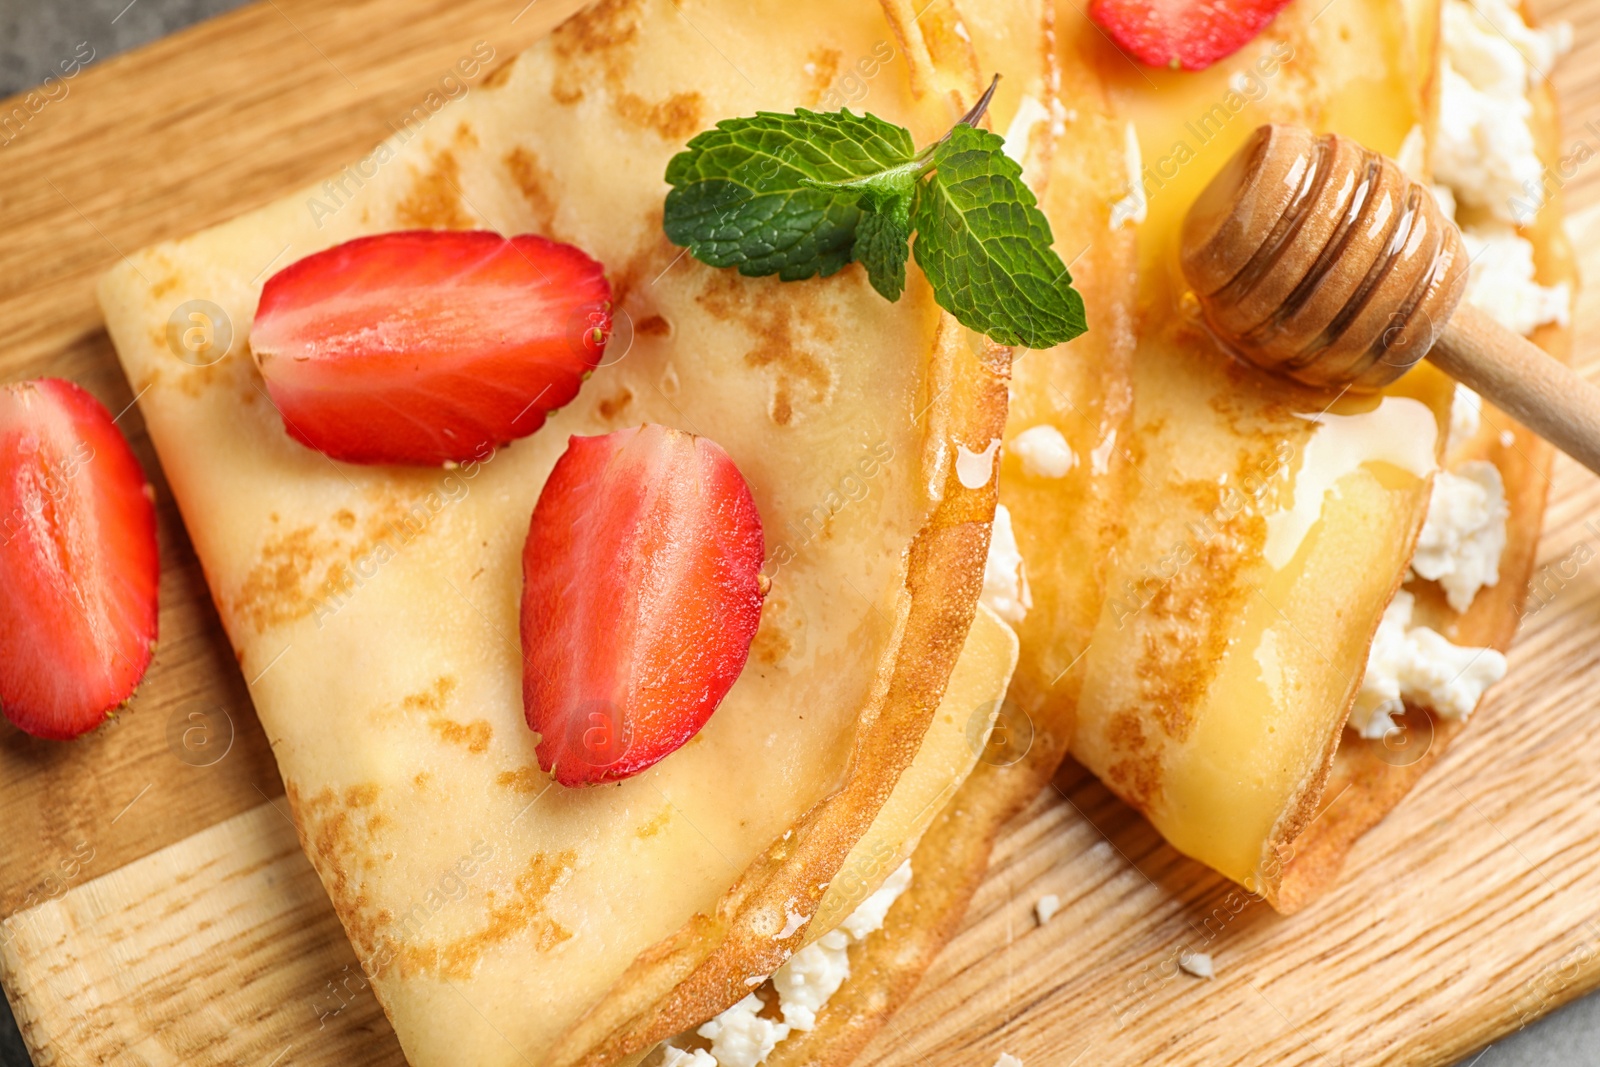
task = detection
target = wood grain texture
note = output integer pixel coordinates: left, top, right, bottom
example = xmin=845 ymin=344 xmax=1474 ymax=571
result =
xmin=2 ymin=0 xmax=1600 ymax=1065
xmin=0 ymin=803 xmax=403 ymax=1067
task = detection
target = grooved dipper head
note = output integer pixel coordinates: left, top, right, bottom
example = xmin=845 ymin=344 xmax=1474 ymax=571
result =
xmin=1180 ymin=124 xmax=1469 ymax=391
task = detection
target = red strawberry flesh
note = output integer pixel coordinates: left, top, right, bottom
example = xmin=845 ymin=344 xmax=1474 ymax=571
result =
xmin=251 ymin=230 xmax=612 ymax=466
xmin=1089 ymin=0 xmax=1293 ymax=71
xmin=0 ymin=379 xmax=159 ymax=740
xmin=521 ymin=425 xmax=766 ymax=786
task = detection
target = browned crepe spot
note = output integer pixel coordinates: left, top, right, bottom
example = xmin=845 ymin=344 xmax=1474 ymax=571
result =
xmin=481 ymin=55 xmax=518 ymax=89
xmin=505 ymin=146 xmax=559 ymax=234
xmin=429 ymin=718 xmax=493 ymax=754
xmin=695 ymin=272 xmax=838 ymax=427
xmin=614 ymin=90 xmax=704 ymax=141
xmin=437 ymin=852 xmax=576 ymax=974
xmin=596 ymin=387 xmax=634 ymax=423
xmin=550 ymin=0 xmax=700 ymax=141
xmin=402 ymin=676 xmax=456 ymax=713
xmin=287 ymin=779 xmax=576 ymax=981
xmin=231 ymin=494 xmax=449 ymax=632
xmin=550 ymin=0 xmax=642 ymax=59
xmin=495 ymin=766 xmax=549 ymax=794
xmin=1133 ymin=484 xmax=1263 ymax=744
xmin=803 ymin=47 xmax=844 ymax=104
xmin=395 ymin=150 xmax=473 ymax=229
xmin=637 ymin=809 xmax=671 ymax=838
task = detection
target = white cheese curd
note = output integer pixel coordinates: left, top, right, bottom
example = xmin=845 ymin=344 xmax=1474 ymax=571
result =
xmin=768 ymin=860 xmax=913 ymax=1036
xmin=1034 ymin=893 xmax=1062 ymax=925
xmin=771 ymin=930 xmax=850 ymax=1032
xmin=1434 ymin=59 xmax=1539 ymax=221
xmin=1412 ymin=462 xmax=1509 ymax=612
xmin=1110 ymin=121 xmax=1147 ymax=228
xmin=839 ymin=859 xmax=912 ymax=939
xmin=1456 ymin=0 xmax=1572 ymax=73
xmin=1447 ymin=384 xmax=1482 ymax=453
xmin=994 ymin=1055 xmax=1024 ymax=1067
xmin=697 ymin=995 xmax=790 ymax=1067
xmin=1460 ymin=224 xmax=1572 ymax=336
xmin=1009 ymin=424 xmax=1076 ymax=479
xmin=1350 ymin=591 xmax=1508 ymax=738
xmin=980 ymin=505 xmax=1033 ymax=625
xmin=683 ymin=864 xmax=915 ymax=1061
xmin=1435 ymin=0 xmax=1571 ymax=222
xmin=1178 ymin=952 xmax=1215 ymax=979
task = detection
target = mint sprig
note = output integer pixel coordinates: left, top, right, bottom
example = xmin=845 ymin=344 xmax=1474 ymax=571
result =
xmin=662 ymin=80 xmax=1086 ymax=350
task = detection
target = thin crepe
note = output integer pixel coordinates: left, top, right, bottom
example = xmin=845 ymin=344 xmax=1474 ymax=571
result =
xmin=96 ymin=1 xmax=1017 ymax=1063
xmin=1070 ymin=0 xmax=1568 ymax=911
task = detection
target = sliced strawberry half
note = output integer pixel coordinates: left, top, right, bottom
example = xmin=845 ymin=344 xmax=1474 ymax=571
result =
xmin=521 ymin=425 xmax=766 ymax=786
xmin=251 ymin=230 xmax=612 ymax=466
xmin=0 ymin=379 xmax=159 ymax=740
xmin=1089 ymin=0 xmax=1293 ymax=71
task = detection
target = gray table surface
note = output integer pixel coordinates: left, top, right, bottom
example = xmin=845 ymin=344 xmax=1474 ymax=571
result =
xmin=0 ymin=1 xmax=1595 ymax=1065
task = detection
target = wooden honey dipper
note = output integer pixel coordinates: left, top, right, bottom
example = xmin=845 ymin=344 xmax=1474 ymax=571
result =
xmin=1181 ymin=123 xmax=1600 ymax=475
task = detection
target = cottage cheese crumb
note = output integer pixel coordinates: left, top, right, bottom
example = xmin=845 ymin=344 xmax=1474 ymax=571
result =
xmin=839 ymin=859 xmax=912 ymax=939
xmin=768 ymin=861 xmax=912 ymax=1036
xmin=1034 ymin=894 xmax=1062 ymax=925
xmin=1458 ymin=0 xmax=1572 ymax=72
xmin=981 ymin=505 xmax=1033 ymax=625
xmin=697 ymin=995 xmax=789 ymax=1067
xmin=994 ymin=1055 xmax=1024 ymax=1067
xmin=771 ymin=930 xmax=850 ymax=1032
xmin=1350 ymin=591 xmax=1507 ymax=738
xmin=1435 ymin=0 xmax=1543 ymax=222
xmin=660 ymin=1047 xmax=718 ymax=1067
xmin=1010 ymin=424 xmax=1076 ymax=479
xmin=1179 ymin=952 xmax=1215 ymax=979
xmin=1461 ymin=224 xmax=1571 ymax=336
xmin=1412 ymin=462 xmax=1508 ymax=612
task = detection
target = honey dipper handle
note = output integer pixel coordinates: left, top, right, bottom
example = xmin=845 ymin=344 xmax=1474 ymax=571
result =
xmin=1432 ymin=304 xmax=1600 ymax=476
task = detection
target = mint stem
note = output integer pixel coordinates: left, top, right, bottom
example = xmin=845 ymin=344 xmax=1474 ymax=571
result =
xmin=918 ymin=74 xmax=1002 ymax=163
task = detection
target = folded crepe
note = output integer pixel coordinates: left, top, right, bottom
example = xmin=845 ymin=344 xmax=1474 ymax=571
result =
xmin=759 ymin=5 xmax=1140 ymax=1062
xmin=93 ymin=0 xmax=1059 ymax=1063
xmin=1067 ymin=0 xmax=1572 ymax=910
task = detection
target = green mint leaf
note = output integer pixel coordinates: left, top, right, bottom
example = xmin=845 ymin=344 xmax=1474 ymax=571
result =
xmin=663 ymin=110 xmax=917 ymax=281
xmin=910 ymin=124 xmax=1087 ymax=349
xmin=853 ymin=190 xmax=912 ymax=302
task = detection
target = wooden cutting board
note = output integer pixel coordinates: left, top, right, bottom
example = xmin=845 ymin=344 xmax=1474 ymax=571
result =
xmin=3 ymin=1 xmax=1600 ymax=1064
